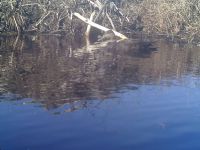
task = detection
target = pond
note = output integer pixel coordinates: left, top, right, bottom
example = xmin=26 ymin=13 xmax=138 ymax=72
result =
xmin=1 ymin=35 xmax=200 ymax=150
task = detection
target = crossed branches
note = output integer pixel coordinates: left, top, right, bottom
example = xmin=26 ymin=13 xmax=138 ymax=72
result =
xmin=73 ymin=0 xmax=129 ymax=40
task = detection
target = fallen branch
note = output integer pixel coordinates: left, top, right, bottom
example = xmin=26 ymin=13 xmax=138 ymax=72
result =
xmin=85 ymin=11 xmax=96 ymax=38
xmin=85 ymin=11 xmax=96 ymax=46
xmin=73 ymin=12 xmax=128 ymax=39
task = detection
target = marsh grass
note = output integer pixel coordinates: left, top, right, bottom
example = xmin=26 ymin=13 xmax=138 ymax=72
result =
xmin=1 ymin=0 xmax=200 ymax=43
xmin=125 ymin=0 xmax=200 ymax=43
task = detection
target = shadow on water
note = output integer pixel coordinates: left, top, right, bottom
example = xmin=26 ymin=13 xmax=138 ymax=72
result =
xmin=1 ymin=35 xmax=200 ymax=111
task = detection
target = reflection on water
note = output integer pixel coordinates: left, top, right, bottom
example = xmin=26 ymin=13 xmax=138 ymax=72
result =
xmin=1 ymin=35 xmax=200 ymax=150
xmin=1 ymin=35 xmax=200 ymax=110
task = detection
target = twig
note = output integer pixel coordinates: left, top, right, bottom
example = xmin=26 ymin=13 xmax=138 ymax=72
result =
xmin=110 ymin=2 xmax=129 ymax=22
xmin=106 ymin=13 xmax=116 ymax=30
xmin=87 ymin=0 xmax=102 ymax=9
xmin=10 ymin=1 xmax=20 ymax=34
xmin=35 ymin=11 xmax=52 ymax=27
xmin=21 ymin=3 xmax=45 ymax=7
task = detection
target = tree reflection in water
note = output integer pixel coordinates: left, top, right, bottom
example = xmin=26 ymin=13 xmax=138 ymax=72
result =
xmin=1 ymin=35 xmax=200 ymax=112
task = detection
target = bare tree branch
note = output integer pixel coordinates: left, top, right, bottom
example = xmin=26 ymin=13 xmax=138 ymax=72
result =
xmin=73 ymin=12 xmax=128 ymax=39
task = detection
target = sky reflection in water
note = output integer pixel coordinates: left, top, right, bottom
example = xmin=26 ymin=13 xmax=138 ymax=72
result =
xmin=0 ymin=35 xmax=200 ymax=150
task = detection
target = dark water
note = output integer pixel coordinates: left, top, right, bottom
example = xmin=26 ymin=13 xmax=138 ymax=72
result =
xmin=1 ymin=35 xmax=200 ymax=150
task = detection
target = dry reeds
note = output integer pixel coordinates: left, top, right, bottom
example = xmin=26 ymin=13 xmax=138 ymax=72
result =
xmin=125 ymin=0 xmax=200 ymax=43
xmin=1 ymin=0 xmax=200 ymax=43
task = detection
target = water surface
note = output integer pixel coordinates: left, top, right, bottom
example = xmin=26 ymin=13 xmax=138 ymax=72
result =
xmin=1 ymin=35 xmax=200 ymax=150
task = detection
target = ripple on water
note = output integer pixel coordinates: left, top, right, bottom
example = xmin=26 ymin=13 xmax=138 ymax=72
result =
xmin=1 ymin=35 xmax=200 ymax=150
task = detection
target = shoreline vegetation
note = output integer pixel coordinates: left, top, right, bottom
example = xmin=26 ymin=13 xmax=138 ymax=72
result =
xmin=1 ymin=0 xmax=200 ymax=44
